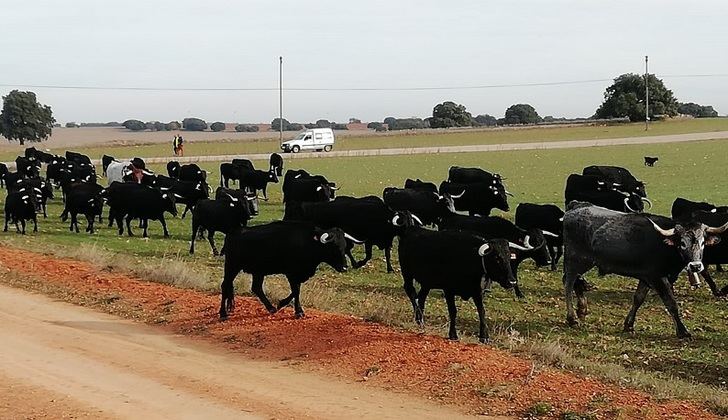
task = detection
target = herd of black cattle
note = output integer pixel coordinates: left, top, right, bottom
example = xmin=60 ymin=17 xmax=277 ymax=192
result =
xmin=2 ymin=147 xmax=728 ymax=342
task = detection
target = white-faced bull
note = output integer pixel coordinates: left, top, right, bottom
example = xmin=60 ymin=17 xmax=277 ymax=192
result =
xmin=562 ymin=202 xmax=728 ymax=338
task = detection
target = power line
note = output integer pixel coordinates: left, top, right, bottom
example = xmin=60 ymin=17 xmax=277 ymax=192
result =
xmin=0 ymin=74 xmax=726 ymax=92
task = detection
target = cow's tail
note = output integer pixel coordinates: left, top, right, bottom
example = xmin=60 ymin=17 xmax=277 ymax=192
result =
xmin=60 ymin=208 xmax=68 ymax=222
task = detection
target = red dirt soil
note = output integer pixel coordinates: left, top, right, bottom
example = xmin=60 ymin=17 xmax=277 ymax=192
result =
xmin=0 ymin=247 xmax=715 ymax=419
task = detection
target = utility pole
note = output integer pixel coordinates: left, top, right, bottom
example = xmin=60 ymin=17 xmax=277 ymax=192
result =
xmin=644 ymin=55 xmax=649 ymax=131
xmin=279 ymin=56 xmax=283 ymax=143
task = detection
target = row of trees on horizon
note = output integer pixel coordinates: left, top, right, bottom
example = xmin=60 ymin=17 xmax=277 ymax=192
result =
xmin=0 ymin=73 xmax=722 ymax=144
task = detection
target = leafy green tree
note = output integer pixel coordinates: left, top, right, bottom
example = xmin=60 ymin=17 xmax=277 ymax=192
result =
xmin=367 ymin=121 xmax=384 ymax=130
xmin=474 ymin=114 xmax=497 ymax=126
xmin=270 ymin=117 xmax=290 ymax=131
xmin=349 ymin=117 xmax=361 ymax=124
xmin=383 ymin=117 xmax=397 ymax=128
xmin=430 ymin=101 xmax=472 ymax=128
xmin=123 ymin=119 xmax=146 ymax=131
xmin=678 ymin=102 xmax=719 ymax=118
xmin=389 ymin=118 xmax=428 ymax=130
xmin=182 ymin=117 xmax=208 ymax=131
xmin=165 ymin=121 xmax=181 ymax=130
xmin=235 ymin=124 xmax=259 ymax=132
xmin=315 ymin=119 xmax=331 ymax=128
xmin=288 ymin=123 xmax=304 ymax=131
xmin=0 ymin=90 xmax=55 ymax=145
xmin=210 ymin=121 xmax=226 ymax=132
xmin=66 ymin=122 xmax=79 ymax=128
xmin=504 ymin=104 xmax=541 ymax=125
xmin=594 ymin=73 xmax=678 ymax=121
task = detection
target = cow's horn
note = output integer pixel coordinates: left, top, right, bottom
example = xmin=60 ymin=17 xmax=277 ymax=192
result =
xmin=706 ymin=222 xmax=728 ymax=234
xmin=392 ymin=214 xmax=402 ymax=226
xmin=319 ymin=232 xmax=330 ymax=243
xmin=411 ymin=214 xmax=424 ymax=226
xmin=648 ymin=218 xmax=675 ymax=237
xmin=624 ymin=197 xmax=638 ymax=213
xmin=173 ymin=193 xmax=184 ymax=199
xmin=344 ymin=233 xmax=365 ymax=244
xmin=523 ymin=235 xmax=534 ymax=250
xmin=641 ymin=197 xmax=653 ymax=210
xmin=505 ymin=190 xmax=514 ymax=197
xmin=541 ymin=229 xmax=559 ymax=237
xmin=508 ymin=241 xmax=529 ymax=251
xmin=330 ymin=185 xmax=340 ymax=190
xmin=449 ymin=190 xmax=465 ymax=199
xmin=478 ymin=243 xmax=490 ymax=256
xmin=225 ymin=193 xmax=239 ymax=202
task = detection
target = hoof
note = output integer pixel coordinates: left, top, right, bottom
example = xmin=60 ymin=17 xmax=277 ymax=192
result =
xmin=219 ymin=314 xmax=229 ymax=321
xmin=448 ymin=335 xmax=459 ymax=342
xmin=267 ymin=307 xmax=278 ymax=314
xmin=294 ymin=312 xmax=305 ymax=319
xmin=566 ymin=316 xmax=579 ymax=327
xmin=479 ymin=337 xmax=490 ymax=344
xmin=677 ymin=331 xmax=692 ymax=340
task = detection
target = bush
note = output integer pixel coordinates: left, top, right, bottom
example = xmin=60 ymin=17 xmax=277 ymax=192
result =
xmin=349 ymin=117 xmax=361 ymax=124
xmin=504 ymin=104 xmax=541 ymax=125
xmin=367 ymin=122 xmax=385 ymax=130
xmin=430 ymin=101 xmax=472 ymax=128
xmin=288 ymin=123 xmax=304 ymax=131
xmin=315 ymin=119 xmax=331 ymax=128
xmin=65 ymin=122 xmax=79 ymax=128
xmin=270 ymin=117 xmax=290 ymax=131
xmin=122 ymin=119 xmax=146 ymax=131
xmin=678 ymin=102 xmax=719 ymax=118
xmin=474 ymin=114 xmax=497 ymax=126
xmin=210 ymin=121 xmax=226 ymax=132
xmin=165 ymin=121 xmax=181 ymax=131
xmin=182 ymin=117 xmax=208 ymax=131
xmin=234 ymin=124 xmax=259 ymax=132
xmin=330 ymin=123 xmax=348 ymax=130
xmin=389 ymin=118 xmax=427 ymax=130
xmin=383 ymin=116 xmax=397 ymax=127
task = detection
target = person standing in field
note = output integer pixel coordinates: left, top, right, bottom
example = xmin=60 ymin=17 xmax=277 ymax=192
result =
xmin=176 ymin=135 xmax=184 ymax=156
xmin=173 ymin=135 xmax=179 ymax=156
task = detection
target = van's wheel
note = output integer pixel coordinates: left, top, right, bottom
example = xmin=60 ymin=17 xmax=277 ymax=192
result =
xmin=324 ymin=145 xmax=332 ymax=152
xmin=292 ymin=145 xmax=300 ymax=153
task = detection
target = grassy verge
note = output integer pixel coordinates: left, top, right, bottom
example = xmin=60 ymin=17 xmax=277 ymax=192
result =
xmin=0 ymin=137 xmax=727 ymax=412
xmin=1 ymin=117 xmax=727 ymax=162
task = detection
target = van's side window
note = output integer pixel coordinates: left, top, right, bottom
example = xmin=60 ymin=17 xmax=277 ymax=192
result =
xmin=315 ymin=133 xmax=323 ymax=140
xmin=304 ymin=134 xmax=312 ymax=141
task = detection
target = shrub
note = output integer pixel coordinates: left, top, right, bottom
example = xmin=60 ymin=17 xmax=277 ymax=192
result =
xmin=430 ymin=101 xmax=472 ymax=128
xmin=678 ymin=102 xmax=719 ymax=118
xmin=474 ymin=114 xmax=497 ymax=126
xmin=270 ymin=117 xmax=290 ymax=131
xmin=367 ymin=121 xmax=384 ymax=130
xmin=65 ymin=122 xmax=79 ymax=128
xmin=389 ymin=118 xmax=427 ymax=130
xmin=122 ymin=119 xmax=146 ymax=131
xmin=234 ymin=124 xmax=259 ymax=132
xmin=288 ymin=123 xmax=304 ymax=131
xmin=165 ymin=121 xmax=181 ymax=130
xmin=504 ymin=104 xmax=541 ymax=125
xmin=210 ymin=121 xmax=226 ymax=132
xmin=182 ymin=117 xmax=208 ymax=131
xmin=330 ymin=123 xmax=348 ymax=130
xmin=315 ymin=119 xmax=331 ymax=128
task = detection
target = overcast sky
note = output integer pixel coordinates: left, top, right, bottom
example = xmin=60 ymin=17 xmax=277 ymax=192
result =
xmin=1 ymin=0 xmax=726 ymax=123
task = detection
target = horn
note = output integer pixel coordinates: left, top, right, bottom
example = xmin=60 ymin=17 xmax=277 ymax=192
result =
xmin=648 ymin=218 xmax=675 ymax=237
xmin=411 ymin=214 xmax=424 ymax=226
xmin=330 ymin=185 xmax=340 ymax=191
xmin=523 ymin=235 xmax=534 ymax=250
xmin=449 ymin=190 xmax=465 ymax=199
xmin=478 ymin=243 xmax=490 ymax=256
xmin=319 ymin=232 xmax=330 ymax=243
xmin=541 ymin=229 xmax=559 ymax=238
xmin=225 ymin=193 xmax=239 ymax=202
xmin=641 ymin=197 xmax=653 ymax=210
xmin=505 ymin=190 xmax=514 ymax=197
xmin=173 ymin=193 xmax=184 ymax=199
xmin=344 ymin=233 xmax=365 ymax=244
xmin=706 ymin=222 xmax=728 ymax=234
xmin=392 ymin=214 xmax=403 ymax=226
xmin=508 ymin=241 xmax=530 ymax=251
xmin=559 ymin=217 xmax=564 ymax=222
xmin=624 ymin=197 xmax=638 ymax=213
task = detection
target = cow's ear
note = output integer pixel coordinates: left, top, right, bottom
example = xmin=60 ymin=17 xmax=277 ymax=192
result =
xmin=706 ymin=235 xmax=722 ymax=246
xmin=663 ymin=237 xmax=676 ymax=246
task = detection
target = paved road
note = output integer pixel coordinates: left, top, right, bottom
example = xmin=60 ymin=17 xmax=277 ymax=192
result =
xmin=6 ymin=130 xmax=728 ymax=168
xmin=0 ymin=284 xmax=487 ymax=420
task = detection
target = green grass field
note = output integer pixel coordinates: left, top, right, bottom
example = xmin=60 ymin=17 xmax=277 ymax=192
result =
xmin=2 ymin=118 xmax=727 ymax=163
xmin=2 ymin=134 xmax=728 ymax=411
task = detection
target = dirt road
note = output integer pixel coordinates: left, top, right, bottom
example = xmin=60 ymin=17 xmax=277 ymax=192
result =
xmin=0 ymin=284 xmax=489 ymax=420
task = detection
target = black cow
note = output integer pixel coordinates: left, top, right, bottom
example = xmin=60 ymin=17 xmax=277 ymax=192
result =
xmin=399 ymin=228 xmax=515 ymax=343
xmin=671 ymin=197 xmax=722 ymax=222
xmin=301 ymin=196 xmax=414 ymax=272
xmin=4 ymin=172 xmax=23 ymax=191
xmin=167 ymin=161 xmax=181 ymax=179
xmin=189 ymin=193 xmax=254 ymax=255
xmin=684 ymin=210 xmax=728 ymax=296
xmin=404 ymin=178 xmax=438 ymax=194
xmin=383 ymin=187 xmax=453 ymax=226
xmin=439 ymin=180 xmax=510 ymax=216
xmin=220 ymin=163 xmax=242 ymax=188
xmin=562 ymin=202 xmax=728 ymax=338
xmin=438 ymin=214 xmax=546 ymax=298
xmin=240 ymin=169 xmax=278 ymax=200
xmin=582 ymin=165 xmax=647 ymax=199
xmin=102 ymin=155 xmax=117 ymax=176
xmin=515 ymin=203 xmax=565 ymax=270
xmin=0 ymin=163 xmax=8 ymax=188
xmin=149 ymin=175 xmax=209 ymax=218
xmin=17 ymin=178 xmax=53 ymax=217
xmin=65 ymin=151 xmax=92 ymax=166
xmin=45 ymin=156 xmax=66 ymax=187
xmin=232 ymin=158 xmax=255 ymax=172
xmin=219 ymin=222 xmax=349 ymax=319
xmin=282 ymin=170 xmax=338 ymax=220
xmin=283 ymin=169 xmax=337 ymax=193
xmin=60 ymin=182 xmax=104 ymax=233
xmin=25 ymin=147 xmax=54 ymax=163
xmin=4 ymin=189 xmax=41 ymax=234
xmin=565 ymin=174 xmax=644 ymax=213
xmin=448 ymin=166 xmax=503 ymax=186
xmin=644 ymin=157 xmax=659 ymax=166
xmin=215 ymin=187 xmax=259 ymax=217
xmin=103 ymin=182 xmax=178 ymax=237
xmin=62 ymin=160 xmax=96 ymax=185
xmin=15 ymin=156 xmax=41 ymax=178
xmin=269 ymin=153 xmax=284 ymax=176
xmin=179 ymin=163 xmax=206 ymax=183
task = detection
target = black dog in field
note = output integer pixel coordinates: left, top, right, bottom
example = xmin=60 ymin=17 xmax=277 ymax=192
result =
xmin=644 ymin=156 xmax=659 ymax=166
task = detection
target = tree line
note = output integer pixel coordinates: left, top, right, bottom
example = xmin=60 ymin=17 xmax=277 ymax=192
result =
xmin=0 ymin=72 xmax=723 ymax=144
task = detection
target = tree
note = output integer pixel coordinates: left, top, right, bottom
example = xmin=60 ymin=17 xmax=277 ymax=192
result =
xmin=288 ymin=123 xmax=304 ymax=131
xmin=315 ymin=119 xmax=331 ymax=128
xmin=430 ymin=101 xmax=472 ymax=128
xmin=165 ymin=121 xmax=181 ymax=130
xmin=210 ymin=121 xmax=226 ymax=132
xmin=594 ymin=73 xmax=678 ymax=121
xmin=678 ymin=102 xmax=719 ymax=118
xmin=474 ymin=114 xmax=497 ymax=126
xmin=389 ymin=118 xmax=428 ymax=130
xmin=183 ymin=117 xmax=208 ymax=131
xmin=383 ymin=117 xmax=397 ymax=128
xmin=270 ymin=117 xmax=290 ymax=131
xmin=65 ymin=122 xmax=79 ymax=128
xmin=367 ymin=121 xmax=384 ymax=130
xmin=0 ymin=90 xmax=55 ymax=145
xmin=235 ymin=124 xmax=259 ymax=132
xmin=349 ymin=117 xmax=361 ymax=124
xmin=123 ymin=119 xmax=146 ymax=131
xmin=504 ymin=104 xmax=541 ymax=125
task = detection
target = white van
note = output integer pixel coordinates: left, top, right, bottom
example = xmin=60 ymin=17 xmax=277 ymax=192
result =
xmin=281 ymin=128 xmax=335 ymax=153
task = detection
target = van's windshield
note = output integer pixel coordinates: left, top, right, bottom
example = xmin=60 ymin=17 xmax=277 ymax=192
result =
xmin=294 ymin=132 xmax=307 ymax=140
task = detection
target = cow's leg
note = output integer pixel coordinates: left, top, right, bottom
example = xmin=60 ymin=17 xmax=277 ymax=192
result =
xmin=262 ymin=186 xmax=268 ymax=201
xmin=3 ymin=211 xmax=8 ymax=232
xmin=472 ymin=292 xmax=489 ymax=343
xmin=86 ymin=213 xmax=94 ymax=233
xmin=189 ymin=224 xmax=198 ymax=254
xmin=344 ymin=243 xmax=357 ymax=268
xmin=402 ymin=274 xmax=421 ymax=325
xmin=290 ymin=281 xmax=305 ymax=318
xmin=125 ymin=216 xmax=134 ymax=236
xmin=20 ymin=219 xmax=26 ymax=235
xmin=511 ymin=259 xmax=525 ymax=299
xmin=116 ymin=215 xmax=124 ymax=235
xmin=384 ymin=246 xmax=394 ymax=273
xmin=553 ymin=245 xmax=563 ymax=270
xmin=416 ymin=287 xmax=429 ymax=327
xmin=207 ymin=229 xmax=218 ymax=255
xmin=716 ymin=264 xmax=724 ymax=272
xmin=42 ymin=202 xmax=47 ymax=218
xmin=219 ymin=259 xmax=239 ymax=320
xmin=444 ymin=291 xmax=459 ymax=341
xmin=623 ymin=279 xmax=650 ymax=333
xmin=181 ymin=204 xmax=190 ymax=219
xmin=700 ymin=269 xmax=722 ymax=297
xmin=107 ymin=208 xmax=115 ymax=228
xmin=575 ymin=276 xmax=588 ymax=320
xmin=72 ymin=213 xmax=79 ymax=233
xmin=251 ymin=274 xmax=276 ymax=314
xmin=653 ymin=277 xmax=691 ymax=339
xmin=563 ymin=271 xmax=578 ymax=327
xmin=159 ymin=216 xmax=169 ymax=238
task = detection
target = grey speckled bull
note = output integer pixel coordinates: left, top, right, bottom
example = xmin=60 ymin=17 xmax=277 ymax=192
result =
xmin=562 ymin=202 xmax=728 ymax=338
